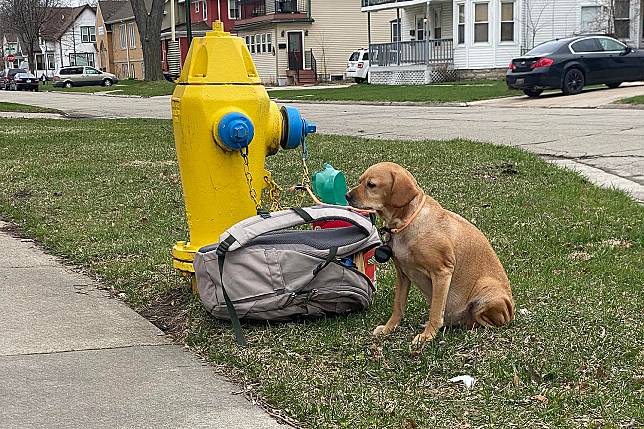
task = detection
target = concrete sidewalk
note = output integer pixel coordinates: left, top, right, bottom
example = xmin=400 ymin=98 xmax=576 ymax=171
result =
xmin=0 ymin=221 xmax=283 ymax=429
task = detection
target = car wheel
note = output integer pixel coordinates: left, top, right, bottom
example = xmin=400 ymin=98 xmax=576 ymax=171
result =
xmin=562 ymin=68 xmax=584 ymax=95
xmin=523 ymin=88 xmax=543 ymax=98
xmin=64 ymin=81 xmax=73 ymax=88
xmin=102 ymin=78 xmax=113 ymax=87
xmin=354 ymin=77 xmax=364 ymax=84
xmin=606 ymin=82 xmax=622 ymax=89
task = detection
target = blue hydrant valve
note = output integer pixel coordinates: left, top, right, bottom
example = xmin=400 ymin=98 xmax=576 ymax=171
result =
xmin=217 ymin=112 xmax=255 ymax=151
xmin=280 ymin=105 xmax=317 ymax=149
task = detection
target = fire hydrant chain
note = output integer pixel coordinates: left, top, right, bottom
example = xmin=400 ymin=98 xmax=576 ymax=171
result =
xmin=241 ymin=152 xmax=261 ymax=211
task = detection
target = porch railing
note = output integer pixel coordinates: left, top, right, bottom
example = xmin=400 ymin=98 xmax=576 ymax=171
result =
xmin=369 ymin=39 xmax=454 ymax=67
xmin=304 ymin=48 xmax=317 ymax=79
xmin=361 ymin=0 xmax=411 ymax=7
xmin=238 ymin=0 xmax=308 ymax=19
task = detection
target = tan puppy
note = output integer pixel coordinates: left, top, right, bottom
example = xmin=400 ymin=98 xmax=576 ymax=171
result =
xmin=346 ymin=162 xmax=514 ymax=345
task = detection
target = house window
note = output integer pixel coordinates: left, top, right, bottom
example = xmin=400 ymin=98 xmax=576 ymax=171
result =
xmin=119 ymin=24 xmax=127 ymax=49
xmin=80 ymin=26 xmax=96 ymax=43
xmin=500 ymin=1 xmax=514 ymax=42
xmin=261 ymin=33 xmax=267 ymax=53
xmin=69 ymin=53 xmax=95 ymax=67
xmin=194 ymin=0 xmax=199 ymax=12
xmin=580 ymin=6 xmax=602 ymax=33
xmin=416 ymin=17 xmax=426 ymax=41
xmin=250 ymin=35 xmax=255 ymax=53
xmin=391 ymin=18 xmax=401 ymax=42
xmin=35 ymin=54 xmax=44 ymax=70
xmin=614 ymin=0 xmax=630 ymax=39
xmin=128 ymin=23 xmax=137 ymax=49
xmin=255 ymin=34 xmax=261 ymax=54
xmin=202 ymin=0 xmax=207 ymax=20
xmin=474 ymin=2 xmax=489 ymax=43
xmin=130 ymin=63 xmax=136 ymax=79
xmin=267 ymin=33 xmax=272 ymax=52
xmin=457 ymin=4 xmax=465 ymax=44
xmin=229 ymin=0 xmax=239 ymax=19
xmin=245 ymin=35 xmax=250 ymax=50
xmin=47 ymin=53 xmax=55 ymax=69
xmin=434 ymin=9 xmax=441 ymax=39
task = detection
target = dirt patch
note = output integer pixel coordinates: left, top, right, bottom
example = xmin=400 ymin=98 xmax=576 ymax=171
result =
xmin=139 ymin=286 xmax=192 ymax=339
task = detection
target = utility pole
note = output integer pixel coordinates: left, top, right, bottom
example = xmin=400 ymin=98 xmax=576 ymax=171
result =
xmin=185 ymin=0 xmax=193 ymax=47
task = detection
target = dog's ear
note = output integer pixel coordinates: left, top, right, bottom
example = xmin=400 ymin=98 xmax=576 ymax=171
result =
xmin=389 ymin=169 xmax=419 ymax=208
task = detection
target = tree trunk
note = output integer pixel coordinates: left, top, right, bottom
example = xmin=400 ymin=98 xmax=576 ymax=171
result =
xmin=131 ymin=0 xmax=165 ymax=81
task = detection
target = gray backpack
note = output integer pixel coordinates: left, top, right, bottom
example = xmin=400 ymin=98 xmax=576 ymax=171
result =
xmin=193 ymin=206 xmax=381 ymax=345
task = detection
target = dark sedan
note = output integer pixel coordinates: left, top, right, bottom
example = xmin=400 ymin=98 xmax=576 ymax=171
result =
xmin=10 ymin=72 xmax=39 ymax=91
xmin=507 ymin=35 xmax=644 ymax=97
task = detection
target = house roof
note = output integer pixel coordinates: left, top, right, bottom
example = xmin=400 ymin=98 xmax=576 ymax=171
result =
xmin=104 ymin=0 xmax=152 ymax=24
xmin=41 ymin=5 xmax=95 ymax=41
xmin=4 ymin=33 xmax=18 ymax=43
xmin=98 ymin=0 xmax=128 ymax=23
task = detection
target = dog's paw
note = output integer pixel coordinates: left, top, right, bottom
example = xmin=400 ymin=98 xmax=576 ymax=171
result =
xmin=372 ymin=324 xmax=395 ymax=336
xmin=411 ymin=331 xmax=436 ymax=346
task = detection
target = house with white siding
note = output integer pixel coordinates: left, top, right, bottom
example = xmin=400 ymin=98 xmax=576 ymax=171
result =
xmin=36 ymin=5 xmax=97 ymax=78
xmin=233 ymin=0 xmax=395 ymax=85
xmin=361 ymin=0 xmax=643 ymax=84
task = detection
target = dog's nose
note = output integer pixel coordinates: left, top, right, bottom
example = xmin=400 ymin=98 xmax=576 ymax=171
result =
xmin=345 ymin=192 xmax=352 ymax=202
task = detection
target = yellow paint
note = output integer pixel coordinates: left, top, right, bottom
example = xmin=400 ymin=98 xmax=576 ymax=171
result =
xmin=171 ymin=21 xmax=285 ymax=273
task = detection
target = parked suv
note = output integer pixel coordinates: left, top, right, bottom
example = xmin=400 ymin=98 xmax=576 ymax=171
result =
xmin=52 ymin=66 xmax=118 ymax=88
xmin=1 ymin=68 xmax=28 ymax=90
xmin=346 ymin=49 xmax=370 ymax=83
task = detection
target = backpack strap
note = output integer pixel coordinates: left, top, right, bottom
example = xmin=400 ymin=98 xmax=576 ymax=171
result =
xmin=216 ymin=236 xmax=246 ymax=347
xmin=220 ymin=206 xmax=374 ymax=252
xmin=312 ymin=246 xmax=338 ymax=276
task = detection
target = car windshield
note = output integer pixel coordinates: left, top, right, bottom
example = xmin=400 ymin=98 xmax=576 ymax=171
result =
xmin=525 ymin=41 xmax=563 ymax=56
xmin=349 ymin=52 xmax=360 ymax=61
xmin=10 ymin=69 xmax=27 ymax=76
xmin=15 ymin=73 xmax=35 ymax=78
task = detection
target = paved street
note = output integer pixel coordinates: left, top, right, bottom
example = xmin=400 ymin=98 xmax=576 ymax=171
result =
xmin=0 ymin=222 xmax=283 ymax=429
xmin=1 ymin=90 xmax=642 ymax=201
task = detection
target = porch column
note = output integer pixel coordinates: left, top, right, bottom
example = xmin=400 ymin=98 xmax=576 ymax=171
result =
xmin=367 ymin=11 xmax=372 ymax=69
xmin=396 ymin=7 xmax=400 ymax=65
xmin=425 ymin=0 xmax=430 ymax=67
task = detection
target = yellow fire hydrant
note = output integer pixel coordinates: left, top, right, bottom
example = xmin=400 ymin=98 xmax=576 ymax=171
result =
xmin=171 ymin=21 xmax=316 ymax=276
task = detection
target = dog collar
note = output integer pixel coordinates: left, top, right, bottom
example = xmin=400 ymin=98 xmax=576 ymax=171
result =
xmin=387 ymin=194 xmax=426 ymax=234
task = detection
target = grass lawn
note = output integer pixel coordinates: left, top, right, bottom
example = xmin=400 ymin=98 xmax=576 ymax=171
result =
xmin=268 ymin=80 xmax=521 ymax=103
xmin=0 ymin=102 xmax=62 ymax=114
xmin=617 ymin=95 xmax=644 ymax=105
xmin=0 ymin=118 xmax=642 ymax=428
xmin=43 ymin=79 xmax=175 ymax=97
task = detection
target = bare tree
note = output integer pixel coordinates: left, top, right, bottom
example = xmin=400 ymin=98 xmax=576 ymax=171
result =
xmin=314 ymin=29 xmax=329 ymax=81
xmin=131 ymin=0 xmax=164 ymax=80
xmin=0 ymin=0 xmax=58 ymax=73
xmin=522 ymin=0 xmax=552 ymax=51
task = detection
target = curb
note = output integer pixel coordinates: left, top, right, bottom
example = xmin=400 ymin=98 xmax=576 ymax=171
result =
xmin=271 ymin=98 xmax=469 ymax=107
xmin=601 ymin=103 xmax=644 ymax=110
xmin=43 ymin=90 xmax=144 ymax=99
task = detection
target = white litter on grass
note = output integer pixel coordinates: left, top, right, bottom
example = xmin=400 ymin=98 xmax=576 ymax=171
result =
xmin=519 ymin=308 xmax=530 ymax=316
xmin=449 ymin=375 xmax=477 ymax=389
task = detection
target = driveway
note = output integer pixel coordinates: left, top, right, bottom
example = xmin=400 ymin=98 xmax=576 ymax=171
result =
xmin=1 ymin=90 xmax=642 ymax=201
xmin=473 ymin=81 xmax=644 ymax=108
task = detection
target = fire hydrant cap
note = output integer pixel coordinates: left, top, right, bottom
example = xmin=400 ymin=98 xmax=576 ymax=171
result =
xmin=280 ymin=105 xmax=317 ymax=150
xmin=218 ymin=112 xmax=255 ymax=151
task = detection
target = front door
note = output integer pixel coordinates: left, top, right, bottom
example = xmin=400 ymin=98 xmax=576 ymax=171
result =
xmin=287 ymin=32 xmax=303 ymax=70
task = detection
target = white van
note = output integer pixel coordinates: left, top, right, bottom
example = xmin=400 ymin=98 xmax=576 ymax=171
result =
xmin=346 ymin=49 xmax=370 ymax=83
